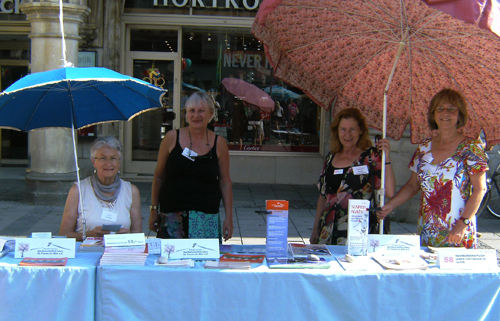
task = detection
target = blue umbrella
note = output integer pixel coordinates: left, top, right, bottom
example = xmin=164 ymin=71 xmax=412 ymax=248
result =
xmin=0 ymin=67 xmax=165 ymax=131
xmin=0 ymin=66 xmax=165 ymax=239
xmin=263 ymin=85 xmax=301 ymax=100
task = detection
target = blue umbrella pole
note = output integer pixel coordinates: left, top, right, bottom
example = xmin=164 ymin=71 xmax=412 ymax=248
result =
xmin=68 ymin=85 xmax=87 ymax=240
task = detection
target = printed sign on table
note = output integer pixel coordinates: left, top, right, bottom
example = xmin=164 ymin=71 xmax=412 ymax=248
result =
xmin=103 ymin=233 xmax=145 ymax=247
xmin=438 ymin=249 xmax=498 ymax=270
xmin=161 ymin=239 xmax=220 ymax=259
xmin=367 ymin=235 xmax=421 ymax=254
xmin=15 ymin=238 xmax=76 ymax=259
xmin=266 ymin=200 xmax=289 ymax=259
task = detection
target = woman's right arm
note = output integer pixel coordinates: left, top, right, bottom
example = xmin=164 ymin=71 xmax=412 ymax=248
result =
xmin=377 ymin=171 xmax=421 ymax=220
xmin=149 ymin=130 xmax=176 ymax=232
xmin=59 ymin=184 xmax=84 ymax=241
xmin=310 ymin=195 xmax=326 ymax=244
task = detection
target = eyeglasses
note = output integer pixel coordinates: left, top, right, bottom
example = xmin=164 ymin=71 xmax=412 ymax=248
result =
xmin=93 ymin=156 xmax=120 ymax=164
xmin=435 ymin=106 xmax=458 ymax=113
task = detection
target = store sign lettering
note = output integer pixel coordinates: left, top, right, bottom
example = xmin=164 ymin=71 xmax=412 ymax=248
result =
xmin=153 ymin=0 xmax=260 ymax=10
xmin=243 ymin=145 xmax=262 ymax=151
xmin=0 ymin=0 xmax=20 ymax=14
xmin=223 ymin=51 xmax=271 ymax=69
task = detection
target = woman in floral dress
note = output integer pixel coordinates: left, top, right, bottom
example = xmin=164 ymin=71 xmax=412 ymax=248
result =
xmin=378 ymin=89 xmax=488 ymax=248
xmin=310 ymin=108 xmax=396 ymax=245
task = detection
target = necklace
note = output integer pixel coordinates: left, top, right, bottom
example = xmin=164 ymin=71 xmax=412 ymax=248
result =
xmin=98 ymin=198 xmax=117 ymax=210
xmin=188 ymin=128 xmax=211 ymax=159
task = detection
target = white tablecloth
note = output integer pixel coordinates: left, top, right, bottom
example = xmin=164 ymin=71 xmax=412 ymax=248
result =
xmin=0 ymin=251 xmax=101 ymax=321
xmin=95 ymin=246 xmax=500 ymax=321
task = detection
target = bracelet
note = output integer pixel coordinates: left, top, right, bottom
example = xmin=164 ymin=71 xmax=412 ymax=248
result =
xmin=385 ymin=161 xmax=392 ymax=165
xmin=150 ymin=205 xmax=158 ymax=211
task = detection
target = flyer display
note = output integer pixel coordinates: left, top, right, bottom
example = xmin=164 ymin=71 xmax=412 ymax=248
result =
xmin=347 ymin=199 xmax=370 ymax=256
xmin=265 ymin=200 xmax=289 ymax=259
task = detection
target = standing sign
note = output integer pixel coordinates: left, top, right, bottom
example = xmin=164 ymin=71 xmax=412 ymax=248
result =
xmin=347 ymin=199 xmax=370 ymax=256
xmin=265 ymin=200 xmax=289 ymax=259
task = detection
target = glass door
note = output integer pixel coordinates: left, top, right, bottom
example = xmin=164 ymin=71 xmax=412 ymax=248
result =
xmin=123 ymin=54 xmax=180 ymax=174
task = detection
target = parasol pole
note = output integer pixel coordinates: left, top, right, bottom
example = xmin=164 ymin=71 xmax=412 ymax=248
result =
xmin=379 ymin=29 xmax=408 ymax=234
xmin=60 ymin=0 xmax=85 ymax=239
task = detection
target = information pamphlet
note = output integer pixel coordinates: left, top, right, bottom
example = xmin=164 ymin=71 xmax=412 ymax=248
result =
xmin=78 ymin=237 xmax=104 ymax=252
xmin=219 ymin=253 xmax=265 ymax=263
xmin=154 ymin=259 xmax=195 ymax=268
xmin=372 ymin=253 xmax=428 ymax=270
xmin=19 ymin=257 xmax=68 ymax=266
xmin=267 ymin=256 xmax=331 ymax=269
xmin=347 ymin=199 xmax=370 ymax=256
xmin=205 ymin=261 xmax=252 ymax=269
xmin=288 ymin=243 xmax=332 ymax=258
xmin=266 ymin=200 xmax=289 ymax=260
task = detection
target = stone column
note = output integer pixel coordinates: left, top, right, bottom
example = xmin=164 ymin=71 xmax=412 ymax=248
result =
xmin=20 ymin=1 xmax=90 ymax=205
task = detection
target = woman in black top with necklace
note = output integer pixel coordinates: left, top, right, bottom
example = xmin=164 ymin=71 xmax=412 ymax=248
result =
xmin=149 ymin=92 xmax=233 ymax=242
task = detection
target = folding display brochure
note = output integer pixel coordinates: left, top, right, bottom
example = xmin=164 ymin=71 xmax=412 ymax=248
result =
xmin=15 ymin=238 xmax=76 ymax=259
xmin=265 ymin=200 xmax=289 ymax=260
xmin=367 ymin=235 xmax=420 ymax=254
xmin=160 ymin=238 xmax=220 ymax=260
xmin=347 ymin=199 xmax=370 ymax=256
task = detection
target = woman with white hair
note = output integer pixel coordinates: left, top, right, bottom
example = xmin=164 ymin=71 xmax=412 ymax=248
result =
xmin=59 ymin=136 xmax=142 ymax=241
xmin=149 ymin=92 xmax=234 ymax=242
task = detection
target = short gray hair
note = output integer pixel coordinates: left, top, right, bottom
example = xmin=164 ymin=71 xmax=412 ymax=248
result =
xmin=90 ymin=136 xmax=122 ymax=158
xmin=184 ymin=92 xmax=216 ymax=122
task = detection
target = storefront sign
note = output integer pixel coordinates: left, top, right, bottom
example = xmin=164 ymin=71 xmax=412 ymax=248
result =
xmin=0 ymin=0 xmax=20 ymax=14
xmin=153 ymin=0 xmax=261 ymax=10
xmin=223 ymin=50 xmax=272 ymax=69
xmin=78 ymin=51 xmax=96 ymax=67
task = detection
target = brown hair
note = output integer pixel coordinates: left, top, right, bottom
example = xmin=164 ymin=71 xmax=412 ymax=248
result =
xmin=329 ymin=108 xmax=372 ymax=154
xmin=428 ymin=88 xmax=468 ymax=130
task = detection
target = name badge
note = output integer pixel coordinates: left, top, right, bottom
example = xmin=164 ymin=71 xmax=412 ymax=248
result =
xmin=422 ymin=153 xmax=433 ymax=163
xmin=182 ymin=147 xmax=196 ymax=161
xmin=334 ymin=169 xmax=343 ymax=175
xmin=101 ymin=208 xmax=118 ymax=222
xmin=353 ymin=165 xmax=369 ymax=175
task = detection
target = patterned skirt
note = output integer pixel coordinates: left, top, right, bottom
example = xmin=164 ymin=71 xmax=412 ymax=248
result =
xmin=158 ymin=211 xmax=222 ymax=243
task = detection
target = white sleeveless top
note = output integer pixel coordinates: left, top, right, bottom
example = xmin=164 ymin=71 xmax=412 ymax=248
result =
xmin=75 ymin=177 xmax=132 ymax=233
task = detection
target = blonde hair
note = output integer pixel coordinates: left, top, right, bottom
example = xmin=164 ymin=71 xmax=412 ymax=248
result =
xmin=329 ymin=108 xmax=372 ymax=154
xmin=184 ymin=92 xmax=216 ymax=122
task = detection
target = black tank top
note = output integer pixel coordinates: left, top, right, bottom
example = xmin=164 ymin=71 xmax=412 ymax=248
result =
xmin=159 ymin=130 xmax=222 ymax=214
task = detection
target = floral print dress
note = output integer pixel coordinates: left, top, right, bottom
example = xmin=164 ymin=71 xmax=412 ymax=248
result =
xmin=409 ymin=138 xmax=488 ymax=248
xmin=317 ymin=147 xmax=382 ymax=245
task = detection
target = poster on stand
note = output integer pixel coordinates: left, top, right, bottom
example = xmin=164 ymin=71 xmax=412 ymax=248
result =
xmin=347 ymin=199 xmax=370 ymax=256
xmin=265 ymin=200 xmax=289 ymax=259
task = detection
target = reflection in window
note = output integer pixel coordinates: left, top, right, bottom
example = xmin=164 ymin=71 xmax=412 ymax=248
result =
xmin=182 ymin=27 xmax=319 ymax=153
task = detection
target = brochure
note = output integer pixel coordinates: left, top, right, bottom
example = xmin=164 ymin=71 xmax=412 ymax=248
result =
xmin=78 ymin=237 xmax=104 ymax=252
xmin=205 ymin=261 xmax=252 ymax=269
xmin=219 ymin=253 xmax=265 ymax=263
xmin=154 ymin=259 xmax=195 ymax=268
xmin=372 ymin=253 xmax=428 ymax=270
xmin=288 ymin=243 xmax=332 ymax=258
xmin=347 ymin=199 xmax=370 ymax=256
xmin=267 ymin=257 xmax=331 ymax=269
xmin=19 ymin=257 xmax=68 ymax=266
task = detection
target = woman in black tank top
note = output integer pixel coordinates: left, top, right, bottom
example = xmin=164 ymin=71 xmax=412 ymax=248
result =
xmin=149 ymin=92 xmax=234 ymax=242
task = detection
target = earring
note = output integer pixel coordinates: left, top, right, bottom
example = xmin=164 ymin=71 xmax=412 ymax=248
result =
xmin=118 ymin=170 xmax=121 ymax=175
xmin=93 ymin=168 xmax=96 ymax=173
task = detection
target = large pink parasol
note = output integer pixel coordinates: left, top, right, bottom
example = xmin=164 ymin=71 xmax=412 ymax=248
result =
xmin=252 ymin=0 xmax=500 ymax=233
xmin=222 ymin=78 xmax=275 ymax=113
xmin=252 ymin=0 xmax=500 ymax=146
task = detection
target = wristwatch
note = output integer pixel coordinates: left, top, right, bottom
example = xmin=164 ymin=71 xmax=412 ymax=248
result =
xmin=150 ymin=205 xmax=158 ymax=211
xmin=459 ymin=217 xmax=470 ymax=225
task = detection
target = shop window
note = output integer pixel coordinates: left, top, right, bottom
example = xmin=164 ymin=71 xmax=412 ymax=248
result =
xmin=181 ymin=27 xmax=319 ymax=153
xmin=130 ymin=29 xmax=178 ymax=52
